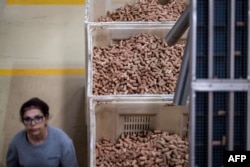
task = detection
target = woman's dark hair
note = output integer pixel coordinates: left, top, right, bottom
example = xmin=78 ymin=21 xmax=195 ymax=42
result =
xmin=20 ymin=97 xmax=49 ymax=118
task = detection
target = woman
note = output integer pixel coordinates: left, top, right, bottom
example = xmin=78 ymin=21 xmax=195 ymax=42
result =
xmin=6 ymin=97 xmax=79 ymax=167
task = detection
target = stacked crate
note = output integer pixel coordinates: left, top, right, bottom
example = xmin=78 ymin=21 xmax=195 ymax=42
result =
xmin=189 ymin=0 xmax=250 ymax=166
xmin=84 ymin=0 xmax=189 ymax=166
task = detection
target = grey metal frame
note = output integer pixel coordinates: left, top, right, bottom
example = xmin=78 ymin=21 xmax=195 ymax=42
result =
xmin=228 ymin=0 xmax=236 ymax=152
xmin=165 ymin=4 xmax=190 ymax=46
xmin=189 ymin=0 xmax=250 ymax=166
xmin=207 ymin=1 xmax=214 ymax=165
xmin=173 ymin=32 xmax=191 ymax=105
xmin=190 ymin=0 xmax=197 ymax=166
xmin=247 ymin=0 xmax=250 ymax=151
xmin=165 ymin=4 xmax=191 ymax=106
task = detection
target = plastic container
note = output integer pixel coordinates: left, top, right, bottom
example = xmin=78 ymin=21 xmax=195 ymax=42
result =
xmin=88 ymin=97 xmax=189 ymax=167
xmin=86 ymin=23 xmax=187 ymax=98
xmin=84 ymin=0 xmax=188 ymax=24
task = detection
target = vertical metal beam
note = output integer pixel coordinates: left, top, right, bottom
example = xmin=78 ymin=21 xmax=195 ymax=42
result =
xmin=247 ymin=85 xmax=250 ymax=150
xmin=228 ymin=92 xmax=234 ymax=150
xmin=208 ymin=92 xmax=213 ymax=167
xmin=248 ymin=0 xmax=250 ymax=80
xmin=191 ymin=0 xmax=197 ymax=81
xmin=228 ymin=0 xmax=235 ymax=151
xmin=247 ymin=0 xmax=250 ymax=150
xmin=190 ymin=0 xmax=197 ymax=165
xmin=208 ymin=0 xmax=214 ymax=79
xmin=189 ymin=89 xmax=196 ymax=167
xmin=230 ymin=0 xmax=235 ymax=79
xmin=208 ymin=0 xmax=214 ymax=166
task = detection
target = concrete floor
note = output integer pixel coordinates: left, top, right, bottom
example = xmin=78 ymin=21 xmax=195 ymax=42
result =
xmin=0 ymin=4 xmax=87 ymax=167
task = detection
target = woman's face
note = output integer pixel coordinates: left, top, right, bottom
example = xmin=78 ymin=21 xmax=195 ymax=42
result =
xmin=22 ymin=108 xmax=48 ymax=137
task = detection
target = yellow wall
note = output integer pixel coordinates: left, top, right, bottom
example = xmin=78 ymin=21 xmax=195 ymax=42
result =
xmin=7 ymin=0 xmax=85 ymax=5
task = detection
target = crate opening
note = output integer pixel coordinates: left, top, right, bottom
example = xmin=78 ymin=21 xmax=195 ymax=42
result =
xmin=94 ymin=101 xmax=189 ymax=141
xmin=123 ymin=115 xmax=152 ymax=135
xmin=92 ymin=100 xmax=189 ymax=166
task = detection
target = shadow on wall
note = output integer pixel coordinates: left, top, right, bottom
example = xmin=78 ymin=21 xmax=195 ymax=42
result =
xmin=0 ymin=0 xmax=6 ymax=16
xmin=60 ymin=78 xmax=87 ymax=167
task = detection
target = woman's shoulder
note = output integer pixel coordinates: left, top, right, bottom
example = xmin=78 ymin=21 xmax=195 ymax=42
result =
xmin=48 ymin=126 xmax=72 ymax=143
xmin=48 ymin=126 xmax=66 ymax=133
xmin=10 ymin=129 xmax=26 ymax=144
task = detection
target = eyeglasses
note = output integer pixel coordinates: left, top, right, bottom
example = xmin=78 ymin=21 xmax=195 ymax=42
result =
xmin=22 ymin=115 xmax=44 ymax=125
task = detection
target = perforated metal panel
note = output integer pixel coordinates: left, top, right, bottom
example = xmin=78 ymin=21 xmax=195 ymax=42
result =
xmin=195 ymin=0 xmax=248 ymax=80
xmin=195 ymin=92 xmax=208 ymax=167
xmin=189 ymin=0 xmax=250 ymax=166
xmin=194 ymin=92 xmax=248 ymax=167
xmin=123 ymin=115 xmax=151 ymax=134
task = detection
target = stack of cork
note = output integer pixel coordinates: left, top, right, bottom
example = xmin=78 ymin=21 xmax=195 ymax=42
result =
xmin=84 ymin=0 xmax=189 ymax=166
